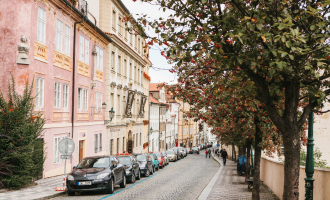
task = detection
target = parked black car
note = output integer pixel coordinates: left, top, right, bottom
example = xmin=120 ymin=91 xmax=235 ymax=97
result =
xmin=132 ymin=153 xmax=154 ymax=177
xmin=116 ymin=154 xmax=141 ymax=183
xmin=66 ymin=156 xmax=126 ymax=195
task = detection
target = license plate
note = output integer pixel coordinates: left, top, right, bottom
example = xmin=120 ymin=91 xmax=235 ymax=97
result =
xmin=78 ymin=181 xmax=91 ymax=186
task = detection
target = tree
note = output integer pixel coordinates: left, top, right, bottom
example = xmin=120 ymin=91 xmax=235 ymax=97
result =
xmin=133 ymin=0 xmax=330 ymax=198
xmin=166 ymin=74 xmax=288 ymax=198
xmin=0 ymin=77 xmax=45 ymax=189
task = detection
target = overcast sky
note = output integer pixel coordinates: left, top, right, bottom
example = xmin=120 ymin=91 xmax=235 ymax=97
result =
xmin=124 ymin=0 xmax=177 ymax=84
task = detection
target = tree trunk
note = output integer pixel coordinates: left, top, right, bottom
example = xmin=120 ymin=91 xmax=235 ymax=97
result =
xmin=232 ymin=144 xmax=236 ymax=161
xmin=246 ymin=140 xmax=251 ymax=181
xmin=252 ymin=120 xmax=262 ymax=200
xmin=282 ymin=129 xmax=301 ymax=200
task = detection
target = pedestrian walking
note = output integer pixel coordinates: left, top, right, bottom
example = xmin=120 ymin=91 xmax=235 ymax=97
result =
xmin=208 ymin=149 xmax=211 ymax=158
xmin=221 ymin=149 xmax=228 ymax=165
xmin=205 ymin=149 xmax=208 ymax=158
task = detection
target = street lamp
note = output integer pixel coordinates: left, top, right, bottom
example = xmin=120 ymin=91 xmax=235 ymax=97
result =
xmin=104 ymin=107 xmax=115 ymax=124
xmin=171 ymin=115 xmax=176 ymax=148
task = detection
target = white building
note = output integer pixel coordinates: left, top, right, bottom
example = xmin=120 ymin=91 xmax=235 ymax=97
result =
xmin=149 ymin=94 xmax=160 ymax=152
xmin=165 ymin=93 xmax=180 ymax=149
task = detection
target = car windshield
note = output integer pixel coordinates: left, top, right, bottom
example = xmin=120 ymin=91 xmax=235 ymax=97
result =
xmin=166 ymin=151 xmax=174 ymax=154
xmin=178 ymin=147 xmax=183 ymax=151
xmin=118 ymin=157 xmax=132 ymax=165
xmin=77 ymin=157 xmax=110 ymax=169
xmin=154 ymin=153 xmax=162 ymax=158
xmin=161 ymin=152 xmax=166 ymax=156
xmin=192 ymin=147 xmax=198 ymax=150
xmin=136 ymin=155 xmax=147 ymax=162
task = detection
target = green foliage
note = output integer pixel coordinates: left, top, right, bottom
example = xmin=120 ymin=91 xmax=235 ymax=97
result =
xmin=0 ymin=77 xmax=45 ymax=189
xmin=300 ymin=147 xmax=329 ymax=169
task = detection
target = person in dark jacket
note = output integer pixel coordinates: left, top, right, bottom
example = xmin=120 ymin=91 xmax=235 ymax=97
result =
xmin=208 ymin=149 xmax=211 ymax=158
xmin=221 ymin=149 xmax=228 ymax=165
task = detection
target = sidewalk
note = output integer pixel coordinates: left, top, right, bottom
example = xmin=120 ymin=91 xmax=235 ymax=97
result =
xmin=200 ymin=153 xmax=279 ymax=200
xmin=0 ymin=176 xmax=65 ymax=200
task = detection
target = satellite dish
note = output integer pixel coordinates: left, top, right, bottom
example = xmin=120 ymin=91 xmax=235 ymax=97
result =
xmin=59 ymin=138 xmax=75 ymax=155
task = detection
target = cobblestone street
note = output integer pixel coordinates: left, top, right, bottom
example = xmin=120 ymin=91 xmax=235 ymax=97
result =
xmin=51 ymin=152 xmax=219 ymax=200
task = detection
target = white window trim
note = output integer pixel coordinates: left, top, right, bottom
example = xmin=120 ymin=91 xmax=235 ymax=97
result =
xmin=78 ymin=88 xmax=83 ymax=110
xmin=63 ymin=84 xmax=69 ymax=109
xmin=36 ymin=77 xmax=44 ymax=108
xmin=37 ymin=7 xmax=46 ymax=44
xmin=64 ymin=25 xmax=70 ymax=55
xmin=99 ymin=133 xmax=102 ymax=152
xmin=56 ymin=19 xmax=63 ymax=52
xmin=83 ymin=89 xmax=88 ymax=111
xmin=54 ymin=137 xmax=60 ymax=164
xmin=54 ymin=82 xmax=61 ymax=108
xmin=94 ymin=134 xmax=98 ymax=153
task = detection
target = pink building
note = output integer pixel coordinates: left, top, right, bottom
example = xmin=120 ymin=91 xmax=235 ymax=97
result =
xmin=0 ymin=0 xmax=112 ymax=178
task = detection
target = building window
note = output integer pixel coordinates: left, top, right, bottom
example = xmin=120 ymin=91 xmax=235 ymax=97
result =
xmin=37 ymin=7 xmax=46 ymax=43
xmin=140 ymin=133 xmax=141 ymax=146
xmin=117 ymin=95 xmax=120 ymax=115
xmin=79 ymin=35 xmax=89 ymax=64
xmin=138 ymin=38 xmax=140 ymax=52
xmin=136 ymin=134 xmax=138 ymax=147
xmin=124 ymin=59 xmax=127 ymax=76
xmin=83 ymin=89 xmax=88 ymax=110
xmin=125 ymin=23 xmax=128 ymax=39
xmin=56 ymin=19 xmax=63 ymax=51
xmin=110 ymin=139 xmax=113 ymax=155
xmin=95 ymin=46 xmax=103 ymax=71
xmin=54 ymin=137 xmax=60 ymax=163
xmin=129 ymin=63 xmax=132 ymax=79
xmin=112 ymin=11 xmax=116 ymax=29
xmin=54 ymin=82 xmax=61 ymax=108
xmin=95 ymin=92 xmax=102 ymax=112
xmin=78 ymin=88 xmax=83 ymax=110
xmin=36 ymin=77 xmax=44 ymax=107
xmin=99 ymin=133 xmax=102 ymax=151
xmin=94 ymin=134 xmax=98 ymax=153
xmin=111 ymin=52 xmax=115 ymax=70
xmin=64 ymin=25 xmax=70 ymax=55
xmin=117 ymin=138 xmax=119 ymax=154
xmin=116 ymin=56 xmax=120 ymax=74
xmin=123 ymin=137 xmax=125 ymax=152
xmin=130 ymin=31 xmax=133 ymax=45
xmin=63 ymin=84 xmax=69 ymax=109
xmin=118 ymin=17 xmax=122 ymax=34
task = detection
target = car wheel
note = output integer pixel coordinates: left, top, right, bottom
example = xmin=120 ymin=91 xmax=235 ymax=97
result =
xmin=106 ymin=178 xmax=114 ymax=194
xmin=67 ymin=191 xmax=75 ymax=196
xmin=131 ymin=172 xmax=136 ymax=183
xmin=137 ymin=170 xmax=141 ymax=180
xmin=120 ymin=174 xmax=126 ymax=188
xmin=145 ymin=169 xmax=150 ymax=177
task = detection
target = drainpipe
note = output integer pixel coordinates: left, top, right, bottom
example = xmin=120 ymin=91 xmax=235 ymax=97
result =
xmin=71 ymin=18 xmax=84 ymax=139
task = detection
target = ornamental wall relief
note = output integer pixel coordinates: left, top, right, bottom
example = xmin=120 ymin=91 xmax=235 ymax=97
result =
xmin=17 ymin=35 xmax=30 ymax=65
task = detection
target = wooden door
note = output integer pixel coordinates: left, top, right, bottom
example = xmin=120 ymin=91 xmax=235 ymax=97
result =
xmin=79 ymin=140 xmax=84 ymax=162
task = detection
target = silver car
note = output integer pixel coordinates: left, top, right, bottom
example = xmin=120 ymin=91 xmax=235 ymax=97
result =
xmin=166 ymin=150 xmax=178 ymax=162
xmin=161 ymin=152 xmax=169 ymax=165
xmin=174 ymin=147 xmax=184 ymax=158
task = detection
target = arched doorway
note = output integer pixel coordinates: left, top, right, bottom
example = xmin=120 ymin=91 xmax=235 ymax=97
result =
xmin=127 ymin=130 xmax=133 ymax=153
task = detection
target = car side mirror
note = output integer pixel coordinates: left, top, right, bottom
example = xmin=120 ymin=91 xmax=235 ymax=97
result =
xmin=73 ymin=166 xmax=76 ymax=169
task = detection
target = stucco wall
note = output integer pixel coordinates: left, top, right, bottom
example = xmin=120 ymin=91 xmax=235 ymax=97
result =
xmin=260 ymin=157 xmax=330 ymax=200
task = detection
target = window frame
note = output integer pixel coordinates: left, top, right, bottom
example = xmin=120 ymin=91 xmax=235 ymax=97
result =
xmin=78 ymin=88 xmax=83 ymax=110
xmin=36 ymin=77 xmax=45 ymax=108
xmin=56 ymin=19 xmax=63 ymax=51
xmin=54 ymin=136 xmax=60 ymax=164
xmin=37 ymin=7 xmax=46 ymax=44
xmin=83 ymin=89 xmax=88 ymax=111
xmin=63 ymin=84 xmax=69 ymax=109
xmin=64 ymin=25 xmax=70 ymax=55
xmin=94 ymin=134 xmax=98 ymax=153
xmin=99 ymin=133 xmax=102 ymax=152
xmin=54 ymin=82 xmax=61 ymax=108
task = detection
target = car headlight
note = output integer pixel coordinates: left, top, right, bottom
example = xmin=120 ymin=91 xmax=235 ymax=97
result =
xmin=96 ymin=173 xmax=110 ymax=180
xmin=67 ymin=175 xmax=74 ymax=181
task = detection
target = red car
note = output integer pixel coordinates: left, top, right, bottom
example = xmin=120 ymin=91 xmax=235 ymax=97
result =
xmin=151 ymin=152 xmax=166 ymax=169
